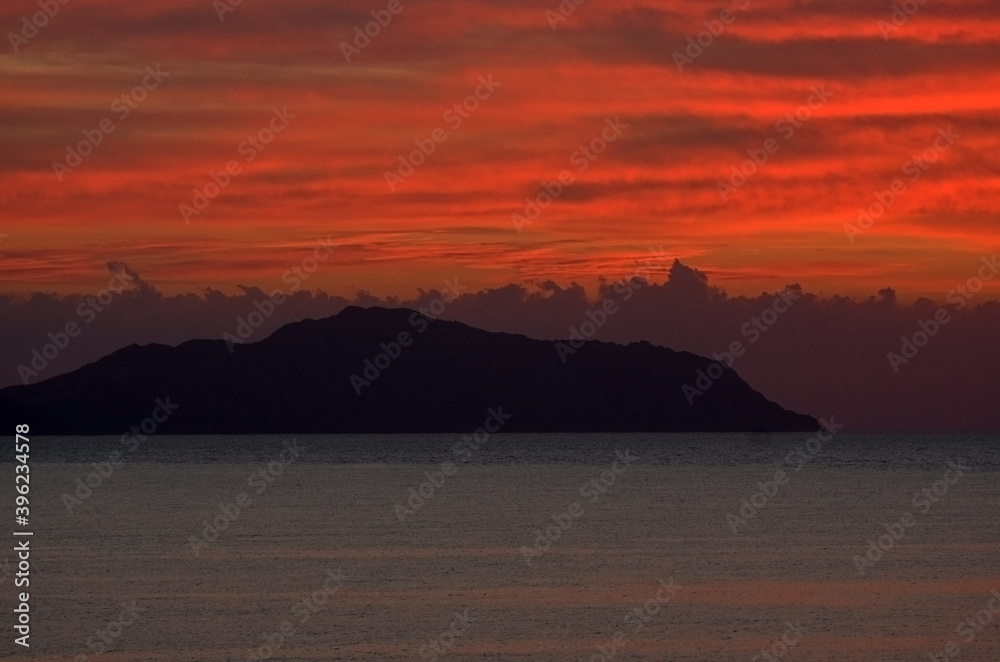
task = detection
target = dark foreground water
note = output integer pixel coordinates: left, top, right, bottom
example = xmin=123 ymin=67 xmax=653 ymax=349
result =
xmin=9 ymin=433 xmax=1000 ymax=660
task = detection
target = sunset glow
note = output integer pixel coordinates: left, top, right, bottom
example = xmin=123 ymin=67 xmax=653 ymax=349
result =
xmin=1 ymin=0 xmax=998 ymax=300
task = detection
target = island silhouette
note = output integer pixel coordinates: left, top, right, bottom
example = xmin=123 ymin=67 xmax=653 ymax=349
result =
xmin=0 ymin=306 xmax=817 ymax=434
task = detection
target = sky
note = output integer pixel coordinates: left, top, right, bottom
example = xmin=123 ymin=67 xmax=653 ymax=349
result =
xmin=2 ymin=259 xmax=999 ymax=430
xmin=2 ymin=0 xmax=999 ymax=431
xmin=1 ymin=0 xmax=999 ymax=301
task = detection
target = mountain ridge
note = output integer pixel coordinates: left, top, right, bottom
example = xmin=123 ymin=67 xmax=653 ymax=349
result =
xmin=0 ymin=305 xmax=819 ymax=434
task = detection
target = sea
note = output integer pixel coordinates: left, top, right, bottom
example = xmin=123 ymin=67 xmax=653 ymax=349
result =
xmin=10 ymin=432 xmax=1000 ymax=661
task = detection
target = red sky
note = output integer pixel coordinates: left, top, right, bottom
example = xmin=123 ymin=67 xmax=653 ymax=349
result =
xmin=1 ymin=0 xmax=999 ymax=300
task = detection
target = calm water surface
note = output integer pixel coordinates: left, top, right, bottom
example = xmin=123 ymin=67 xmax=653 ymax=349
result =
xmin=11 ymin=433 xmax=1000 ymax=660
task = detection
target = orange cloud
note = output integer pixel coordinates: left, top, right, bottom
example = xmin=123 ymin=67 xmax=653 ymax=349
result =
xmin=0 ymin=0 xmax=997 ymax=300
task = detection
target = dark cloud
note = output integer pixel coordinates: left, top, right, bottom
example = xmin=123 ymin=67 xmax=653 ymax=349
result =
xmin=2 ymin=260 xmax=998 ymax=431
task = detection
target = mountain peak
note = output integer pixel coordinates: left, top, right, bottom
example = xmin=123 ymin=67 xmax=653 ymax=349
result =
xmin=0 ymin=306 xmax=817 ymax=434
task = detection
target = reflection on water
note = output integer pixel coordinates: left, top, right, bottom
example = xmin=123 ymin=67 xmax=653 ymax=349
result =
xmin=16 ymin=433 xmax=1000 ymax=660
